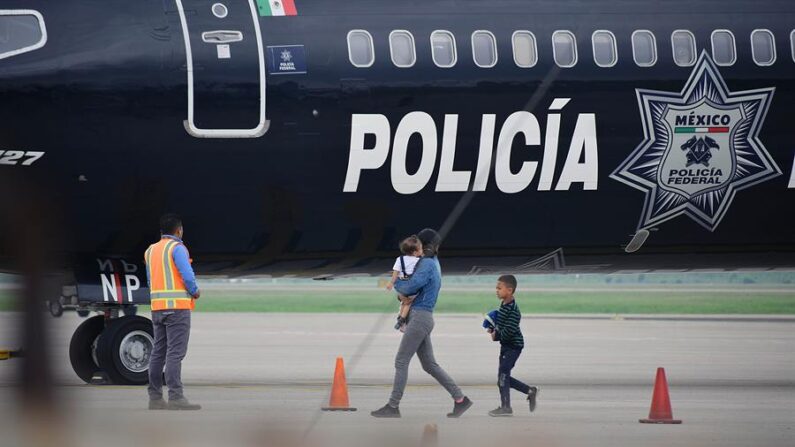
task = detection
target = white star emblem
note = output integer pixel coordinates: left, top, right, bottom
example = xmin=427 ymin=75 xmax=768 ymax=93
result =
xmin=611 ymin=52 xmax=780 ymax=231
xmin=280 ymin=49 xmax=292 ymax=62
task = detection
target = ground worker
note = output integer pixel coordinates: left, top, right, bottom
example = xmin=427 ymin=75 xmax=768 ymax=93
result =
xmin=144 ymin=213 xmax=201 ymax=410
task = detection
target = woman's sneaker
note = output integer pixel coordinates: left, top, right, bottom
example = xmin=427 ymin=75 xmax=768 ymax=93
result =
xmin=488 ymin=407 xmax=513 ymax=417
xmin=447 ymin=396 xmax=473 ymax=418
xmin=371 ymin=404 xmax=401 ymax=418
xmin=527 ymin=386 xmax=539 ymax=412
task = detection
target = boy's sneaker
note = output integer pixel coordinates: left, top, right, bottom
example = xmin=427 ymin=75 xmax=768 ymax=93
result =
xmin=446 ymin=396 xmax=473 ymax=418
xmin=488 ymin=407 xmax=513 ymax=417
xmin=527 ymin=386 xmax=539 ymax=413
xmin=371 ymin=404 xmax=401 ymax=418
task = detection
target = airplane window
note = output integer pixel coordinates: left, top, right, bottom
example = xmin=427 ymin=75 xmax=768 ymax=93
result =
xmin=211 ymin=3 xmax=228 ymax=19
xmin=0 ymin=11 xmax=46 ymax=61
xmin=671 ymin=30 xmax=696 ymax=66
xmin=472 ymin=31 xmax=498 ymax=68
xmin=347 ymin=30 xmax=374 ymax=68
xmin=552 ymin=30 xmax=577 ymax=68
xmin=751 ymin=29 xmax=776 ymax=66
xmin=431 ymin=30 xmax=457 ymax=68
xmin=592 ymin=30 xmax=617 ymax=67
xmin=512 ymin=31 xmax=537 ymax=68
xmin=711 ymin=30 xmax=736 ymax=66
xmin=632 ymin=30 xmax=657 ymax=67
xmin=791 ymin=30 xmax=795 ymax=63
xmin=389 ymin=30 xmax=416 ymax=68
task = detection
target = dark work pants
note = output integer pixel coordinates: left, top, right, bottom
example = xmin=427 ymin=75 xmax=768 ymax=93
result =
xmin=498 ymin=346 xmax=530 ymax=408
xmin=148 ymin=310 xmax=191 ymax=400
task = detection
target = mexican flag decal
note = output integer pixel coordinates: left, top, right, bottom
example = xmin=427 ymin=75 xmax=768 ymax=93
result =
xmin=257 ymin=0 xmax=297 ymax=16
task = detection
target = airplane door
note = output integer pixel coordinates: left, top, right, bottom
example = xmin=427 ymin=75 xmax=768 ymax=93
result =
xmin=175 ymin=0 xmax=268 ymax=138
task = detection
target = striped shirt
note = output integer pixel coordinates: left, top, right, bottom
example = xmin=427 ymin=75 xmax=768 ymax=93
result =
xmin=495 ymin=300 xmax=524 ymax=349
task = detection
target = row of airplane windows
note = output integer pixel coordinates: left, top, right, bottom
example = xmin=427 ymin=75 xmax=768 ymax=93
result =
xmin=347 ymin=29 xmax=795 ymax=69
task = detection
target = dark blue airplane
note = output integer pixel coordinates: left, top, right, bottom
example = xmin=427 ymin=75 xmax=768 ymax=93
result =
xmin=0 ymin=0 xmax=793 ymax=384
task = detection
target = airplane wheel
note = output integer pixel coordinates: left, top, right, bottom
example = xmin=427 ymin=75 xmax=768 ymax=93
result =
xmin=96 ymin=316 xmax=153 ymax=385
xmin=69 ymin=316 xmax=105 ymax=383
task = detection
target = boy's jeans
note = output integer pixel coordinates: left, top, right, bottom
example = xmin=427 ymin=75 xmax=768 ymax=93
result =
xmin=499 ymin=345 xmax=530 ymax=408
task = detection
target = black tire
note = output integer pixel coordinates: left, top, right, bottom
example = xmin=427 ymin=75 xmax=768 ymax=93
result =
xmin=69 ymin=315 xmax=105 ymax=383
xmin=76 ymin=309 xmax=90 ymax=318
xmin=96 ymin=315 xmax=153 ymax=385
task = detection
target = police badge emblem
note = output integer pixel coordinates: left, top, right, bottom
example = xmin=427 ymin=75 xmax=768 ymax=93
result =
xmin=611 ymin=52 xmax=780 ymax=231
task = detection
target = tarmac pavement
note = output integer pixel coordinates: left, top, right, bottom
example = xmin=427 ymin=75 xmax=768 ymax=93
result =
xmin=0 ymin=312 xmax=793 ymax=447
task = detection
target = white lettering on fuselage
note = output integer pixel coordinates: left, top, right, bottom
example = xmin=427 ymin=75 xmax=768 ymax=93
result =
xmin=343 ymin=99 xmax=599 ymax=194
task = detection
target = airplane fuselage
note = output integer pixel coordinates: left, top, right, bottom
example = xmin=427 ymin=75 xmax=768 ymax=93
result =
xmin=1 ymin=0 xmax=794 ymax=276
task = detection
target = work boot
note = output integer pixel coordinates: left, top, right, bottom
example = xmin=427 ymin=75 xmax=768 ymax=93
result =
xmin=148 ymin=398 xmax=167 ymax=410
xmin=447 ymin=396 xmax=473 ymax=418
xmin=167 ymin=397 xmax=201 ymax=410
xmin=527 ymin=386 xmax=539 ymax=413
xmin=371 ymin=404 xmax=401 ymax=418
xmin=488 ymin=407 xmax=513 ymax=417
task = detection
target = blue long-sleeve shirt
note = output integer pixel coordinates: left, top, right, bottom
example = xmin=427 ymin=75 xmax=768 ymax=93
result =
xmin=394 ymin=256 xmax=441 ymax=312
xmin=146 ymin=235 xmax=199 ymax=296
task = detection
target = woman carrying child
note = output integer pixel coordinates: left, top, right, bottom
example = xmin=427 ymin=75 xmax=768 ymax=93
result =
xmin=371 ymin=228 xmax=473 ymax=418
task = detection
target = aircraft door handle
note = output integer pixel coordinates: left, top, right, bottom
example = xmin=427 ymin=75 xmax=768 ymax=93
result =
xmin=201 ymin=30 xmax=243 ymax=44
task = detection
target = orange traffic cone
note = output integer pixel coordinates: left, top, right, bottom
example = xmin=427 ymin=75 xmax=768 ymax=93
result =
xmin=639 ymin=367 xmax=682 ymax=424
xmin=321 ymin=357 xmax=357 ymax=411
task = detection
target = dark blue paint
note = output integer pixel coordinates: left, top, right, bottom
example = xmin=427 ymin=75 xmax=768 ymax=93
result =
xmin=0 ymin=0 xmax=792 ymax=277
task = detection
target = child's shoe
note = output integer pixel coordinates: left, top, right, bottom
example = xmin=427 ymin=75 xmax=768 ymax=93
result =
xmin=488 ymin=407 xmax=513 ymax=417
xmin=527 ymin=386 xmax=539 ymax=412
xmin=394 ymin=316 xmax=407 ymax=330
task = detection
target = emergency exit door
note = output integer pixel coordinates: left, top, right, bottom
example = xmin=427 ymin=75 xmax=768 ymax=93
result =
xmin=175 ymin=0 xmax=268 ymax=138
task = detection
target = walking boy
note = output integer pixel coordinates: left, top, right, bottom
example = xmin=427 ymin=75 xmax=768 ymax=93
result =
xmin=487 ymin=275 xmax=538 ymax=417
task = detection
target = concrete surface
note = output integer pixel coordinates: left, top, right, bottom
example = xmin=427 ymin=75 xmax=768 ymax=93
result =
xmin=0 ymin=312 xmax=793 ymax=447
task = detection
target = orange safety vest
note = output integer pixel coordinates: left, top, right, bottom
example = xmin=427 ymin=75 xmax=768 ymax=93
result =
xmin=144 ymin=237 xmax=195 ymax=311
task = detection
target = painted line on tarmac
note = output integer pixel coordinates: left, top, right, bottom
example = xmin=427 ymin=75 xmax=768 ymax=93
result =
xmin=38 ymin=380 xmax=795 ymax=389
xmin=441 ymin=314 xmax=795 ymax=323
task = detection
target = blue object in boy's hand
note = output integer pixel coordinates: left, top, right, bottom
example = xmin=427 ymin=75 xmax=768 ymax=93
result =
xmin=482 ymin=310 xmax=499 ymax=330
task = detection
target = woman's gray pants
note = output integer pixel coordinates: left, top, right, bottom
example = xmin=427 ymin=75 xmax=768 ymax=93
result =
xmin=389 ymin=309 xmax=464 ymax=407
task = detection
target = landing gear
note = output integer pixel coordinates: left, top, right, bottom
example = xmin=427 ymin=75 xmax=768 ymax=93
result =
xmin=68 ymin=310 xmax=154 ymax=386
xmin=68 ymin=316 xmax=105 ymax=383
xmin=96 ymin=316 xmax=154 ymax=385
